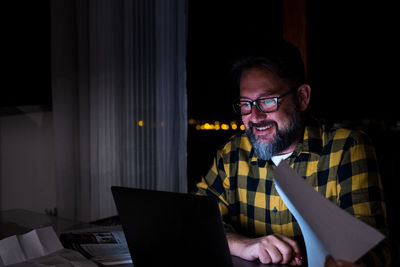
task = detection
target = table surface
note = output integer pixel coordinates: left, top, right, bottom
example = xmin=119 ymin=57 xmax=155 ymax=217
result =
xmin=0 ymin=209 xmax=289 ymax=266
xmin=117 ymin=258 xmax=289 ymax=267
xmin=0 ymin=209 xmax=93 ymax=239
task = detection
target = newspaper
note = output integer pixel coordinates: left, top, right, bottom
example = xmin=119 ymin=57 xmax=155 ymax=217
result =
xmin=60 ymin=226 xmax=132 ymax=266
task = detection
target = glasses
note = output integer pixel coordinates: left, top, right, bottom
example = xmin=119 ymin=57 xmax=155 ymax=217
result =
xmin=232 ymin=90 xmax=292 ymax=115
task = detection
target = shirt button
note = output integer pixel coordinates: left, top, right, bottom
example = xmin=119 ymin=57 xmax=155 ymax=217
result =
xmin=273 ymin=207 xmax=277 ymax=213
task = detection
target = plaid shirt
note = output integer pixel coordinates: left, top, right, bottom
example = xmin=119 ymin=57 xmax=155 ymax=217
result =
xmin=194 ymin=119 xmax=390 ymax=266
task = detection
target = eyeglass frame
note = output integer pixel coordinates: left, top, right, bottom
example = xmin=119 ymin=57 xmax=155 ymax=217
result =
xmin=232 ymin=90 xmax=294 ymax=115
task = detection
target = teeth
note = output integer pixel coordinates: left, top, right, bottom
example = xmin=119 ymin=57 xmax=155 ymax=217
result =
xmin=256 ymin=126 xmax=271 ymax=130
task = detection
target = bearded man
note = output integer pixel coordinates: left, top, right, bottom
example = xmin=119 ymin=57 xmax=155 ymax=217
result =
xmin=193 ymin=40 xmax=390 ymax=266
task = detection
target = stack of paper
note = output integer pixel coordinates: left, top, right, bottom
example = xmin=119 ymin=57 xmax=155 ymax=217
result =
xmin=273 ymin=161 xmax=385 ymax=266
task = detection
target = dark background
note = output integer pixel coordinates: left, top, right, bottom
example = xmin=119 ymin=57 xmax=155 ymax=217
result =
xmin=187 ymin=1 xmax=399 ymax=189
xmin=2 ymin=0 xmax=398 ymax=193
xmin=307 ymin=2 xmax=398 ymax=121
xmin=2 ymin=0 xmax=399 ymax=191
xmin=2 ymin=1 xmax=51 ymax=111
xmin=2 ymin=3 xmax=399 ymax=118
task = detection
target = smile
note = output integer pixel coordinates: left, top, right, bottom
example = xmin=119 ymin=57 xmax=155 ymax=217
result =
xmin=256 ymin=125 xmax=272 ymax=131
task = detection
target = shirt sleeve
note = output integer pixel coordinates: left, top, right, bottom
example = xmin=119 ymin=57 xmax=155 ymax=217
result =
xmin=192 ymin=149 xmax=235 ymax=232
xmin=337 ymin=131 xmax=391 ymax=266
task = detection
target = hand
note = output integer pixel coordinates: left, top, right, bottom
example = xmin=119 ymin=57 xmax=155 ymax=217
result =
xmin=227 ymin=233 xmax=303 ymax=265
xmin=325 ymin=255 xmax=366 ymax=267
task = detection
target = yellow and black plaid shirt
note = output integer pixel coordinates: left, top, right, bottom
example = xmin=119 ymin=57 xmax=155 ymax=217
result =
xmin=194 ymin=119 xmax=390 ymax=266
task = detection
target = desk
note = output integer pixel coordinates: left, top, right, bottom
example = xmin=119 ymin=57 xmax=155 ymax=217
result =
xmin=112 ymin=257 xmax=287 ymax=267
xmin=0 ymin=210 xmax=289 ymax=267
xmin=117 ymin=257 xmax=289 ymax=267
xmin=0 ymin=209 xmax=93 ymax=239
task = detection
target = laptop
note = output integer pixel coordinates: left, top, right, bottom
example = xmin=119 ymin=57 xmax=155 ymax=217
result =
xmin=111 ymin=186 xmax=234 ymax=267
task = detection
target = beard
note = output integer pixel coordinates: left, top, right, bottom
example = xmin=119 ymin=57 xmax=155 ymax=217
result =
xmin=245 ymin=109 xmax=304 ymax=161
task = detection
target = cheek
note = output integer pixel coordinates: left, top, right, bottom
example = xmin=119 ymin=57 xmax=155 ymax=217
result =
xmin=241 ymin=116 xmax=250 ymax=127
xmin=276 ymin=107 xmax=294 ymax=129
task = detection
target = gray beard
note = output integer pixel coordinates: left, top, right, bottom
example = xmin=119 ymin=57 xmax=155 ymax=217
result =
xmin=245 ymin=110 xmax=303 ymax=161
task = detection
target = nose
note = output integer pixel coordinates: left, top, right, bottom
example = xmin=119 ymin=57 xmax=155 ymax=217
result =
xmin=249 ymin=104 xmax=267 ymax=122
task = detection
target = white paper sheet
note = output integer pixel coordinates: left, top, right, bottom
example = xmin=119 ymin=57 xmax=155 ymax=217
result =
xmin=273 ymin=161 xmax=385 ymax=267
xmin=0 ymin=236 xmax=26 ymax=266
xmin=0 ymin=226 xmax=64 ymax=266
xmin=35 ymin=226 xmax=64 ymax=254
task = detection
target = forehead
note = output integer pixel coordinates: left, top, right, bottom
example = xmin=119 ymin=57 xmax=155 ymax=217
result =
xmin=239 ymin=67 xmax=286 ymax=98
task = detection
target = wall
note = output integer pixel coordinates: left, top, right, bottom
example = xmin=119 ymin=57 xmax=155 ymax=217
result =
xmin=0 ymin=111 xmax=56 ymax=214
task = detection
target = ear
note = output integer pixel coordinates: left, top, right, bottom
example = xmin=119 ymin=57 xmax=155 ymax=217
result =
xmin=296 ymin=84 xmax=311 ymax=111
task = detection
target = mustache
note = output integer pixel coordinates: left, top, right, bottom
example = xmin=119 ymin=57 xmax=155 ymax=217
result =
xmin=248 ymin=120 xmax=277 ymax=129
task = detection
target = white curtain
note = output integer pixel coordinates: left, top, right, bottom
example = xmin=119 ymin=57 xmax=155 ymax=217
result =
xmin=51 ymin=0 xmax=187 ymax=222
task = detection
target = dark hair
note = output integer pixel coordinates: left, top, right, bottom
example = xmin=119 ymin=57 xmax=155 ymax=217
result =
xmin=232 ymin=40 xmax=306 ymax=91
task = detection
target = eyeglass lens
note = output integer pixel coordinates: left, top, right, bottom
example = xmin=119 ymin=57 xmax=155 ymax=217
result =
xmin=239 ymin=98 xmax=277 ymax=114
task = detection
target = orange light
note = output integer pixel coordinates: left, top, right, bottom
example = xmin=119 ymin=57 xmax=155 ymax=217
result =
xmin=138 ymin=120 xmax=144 ymax=127
xmin=204 ymin=123 xmax=213 ymax=130
xmin=221 ymin=124 xmax=229 ymax=130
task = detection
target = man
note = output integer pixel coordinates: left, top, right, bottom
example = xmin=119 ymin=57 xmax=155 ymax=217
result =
xmin=193 ymin=40 xmax=390 ymax=266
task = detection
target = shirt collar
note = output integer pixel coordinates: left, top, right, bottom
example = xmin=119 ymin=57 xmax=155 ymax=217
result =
xmin=293 ymin=118 xmax=323 ymax=156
